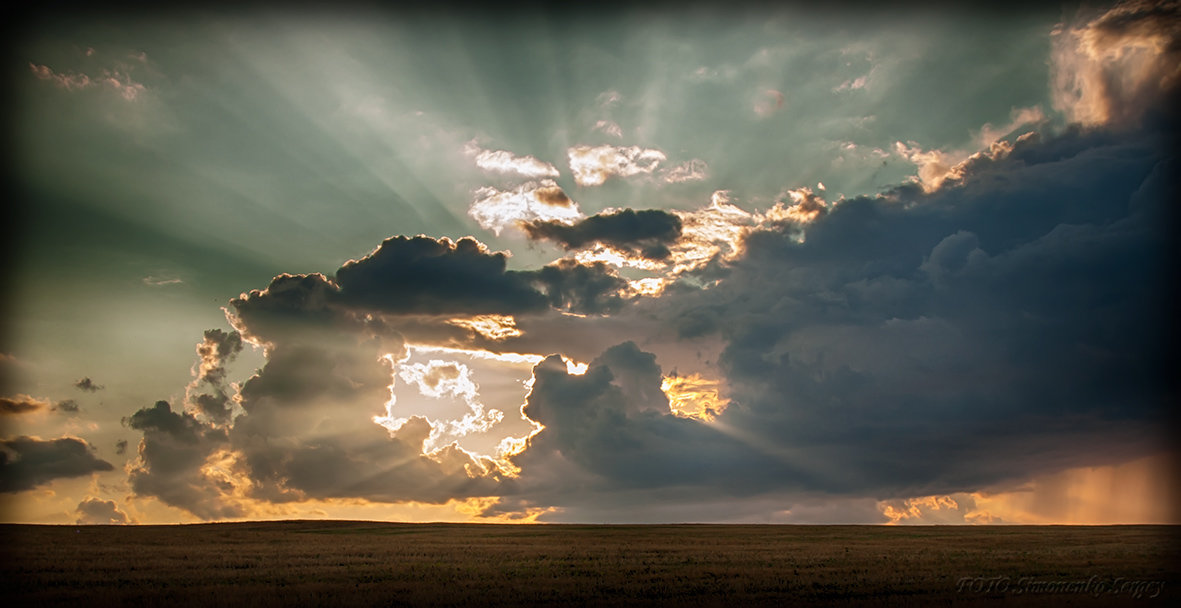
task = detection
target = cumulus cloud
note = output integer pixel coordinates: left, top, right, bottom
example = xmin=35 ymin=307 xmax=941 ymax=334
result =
xmin=498 ymin=110 xmax=1176 ymax=518
xmin=118 ymin=71 xmax=1176 ymax=520
xmin=1051 ymin=0 xmax=1181 ymax=127
xmin=531 ymin=259 xmax=630 ymax=315
xmin=464 ymin=141 xmax=560 ymax=178
xmin=0 ymin=436 xmax=114 ymax=493
xmin=468 ymin=180 xmax=582 ymax=236
xmin=1 ymin=395 xmax=49 ymax=416
xmin=522 ymin=209 xmax=683 ymax=261
xmin=894 ymin=107 xmax=1044 ymax=193
xmin=124 ymin=229 xmax=645 ymax=518
xmin=75 ymin=497 xmax=132 ymax=524
xmin=334 ymin=236 xmax=551 ymax=315
xmin=662 ymin=122 xmax=1176 ymax=499
xmin=74 ymin=377 xmax=104 ymax=392
xmin=187 ymin=329 xmax=244 ymax=422
xmin=124 ymin=400 xmax=240 ymax=519
xmin=567 ymin=145 xmax=667 ymax=186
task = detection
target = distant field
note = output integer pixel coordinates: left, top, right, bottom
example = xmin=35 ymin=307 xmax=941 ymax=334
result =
xmin=2 ymin=522 xmax=1177 ymax=606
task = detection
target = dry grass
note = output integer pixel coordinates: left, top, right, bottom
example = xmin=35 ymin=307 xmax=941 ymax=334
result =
xmin=2 ymin=522 xmax=1177 ymax=606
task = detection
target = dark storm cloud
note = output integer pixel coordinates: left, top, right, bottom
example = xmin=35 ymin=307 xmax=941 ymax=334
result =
xmin=509 ymin=343 xmax=772 ymax=493
xmin=124 ymin=400 xmax=238 ymax=519
xmin=529 ymin=259 xmax=629 ymax=315
xmin=667 ymin=122 xmax=1176 ymax=497
xmin=229 ymin=273 xmax=347 ymax=343
xmin=0 ymin=395 xmax=48 ymax=416
xmin=75 ymin=497 xmax=130 ymax=524
xmin=114 ymin=439 xmax=127 ymax=455
xmin=522 ymin=209 xmax=683 ymax=260
xmin=494 ymin=109 xmax=1178 ymax=517
xmin=0 ymin=436 xmax=114 ymax=493
xmin=334 ymin=235 xmax=549 ymax=315
xmin=73 ymin=377 xmax=103 ymax=392
xmin=229 ymin=236 xmax=633 ymax=340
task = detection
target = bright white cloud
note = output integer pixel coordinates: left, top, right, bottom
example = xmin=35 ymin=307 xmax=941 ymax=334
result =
xmin=662 ymin=159 xmax=708 ymax=183
xmin=567 ymin=144 xmax=667 ymax=186
xmin=464 ymin=141 xmax=560 ymax=178
xmin=469 ymin=179 xmax=583 ymax=235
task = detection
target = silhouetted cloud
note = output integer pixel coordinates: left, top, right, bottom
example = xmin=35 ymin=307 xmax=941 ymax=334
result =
xmin=74 ymin=377 xmax=103 ymax=392
xmin=334 ymin=236 xmax=550 ymax=315
xmin=0 ymin=395 xmax=48 ymax=416
xmin=187 ymin=329 xmax=244 ymax=422
xmin=52 ymin=399 xmax=80 ymax=415
xmin=75 ymin=497 xmax=131 ymax=524
xmin=124 ymin=400 xmax=238 ymax=519
xmin=523 ymin=209 xmax=683 ymax=261
xmin=530 ymin=259 xmax=629 ymax=315
xmin=0 ymin=436 xmax=114 ymax=493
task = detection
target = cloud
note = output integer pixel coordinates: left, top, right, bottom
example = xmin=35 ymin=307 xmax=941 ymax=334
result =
xmin=1051 ymin=0 xmax=1181 ymax=127
xmin=29 ymin=62 xmax=146 ymax=101
xmin=891 ymin=106 xmax=1046 ymax=193
xmin=29 ymin=63 xmax=93 ymax=91
xmin=0 ymin=395 xmax=49 ymax=416
xmin=468 ymin=180 xmax=582 ymax=236
xmin=660 ymin=121 xmax=1177 ymax=498
xmin=74 ymin=377 xmax=104 ymax=392
xmin=126 ymin=231 xmax=639 ymax=518
xmin=593 ymin=120 xmax=623 ymax=138
xmin=187 ymin=329 xmax=244 ymax=422
xmin=114 ymin=439 xmax=127 ymax=455
xmin=382 ymin=358 xmax=503 ymax=452
xmin=662 ymin=159 xmax=708 ymax=184
xmin=0 ymin=436 xmax=114 ymax=493
xmin=530 ymin=259 xmax=630 ymax=315
xmin=506 ymin=342 xmax=768 ymax=501
xmin=522 ymin=209 xmax=683 ymax=261
xmin=464 ymin=141 xmax=560 ymax=178
xmin=143 ymin=275 xmax=183 ymax=286
xmin=567 ymin=145 xmax=667 ymax=186
xmin=752 ymin=89 xmax=784 ymax=118
xmin=75 ymin=497 xmax=132 ymax=524
xmin=496 ymin=111 xmax=1176 ymax=518
xmin=124 ymin=400 xmax=240 ymax=519
xmin=117 ymin=87 xmax=1175 ymax=521
xmin=333 ymin=236 xmax=550 ymax=315
xmin=52 ymin=400 xmax=80 ymax=415
xmin=833 ymin=74 xmax=868 ymax=92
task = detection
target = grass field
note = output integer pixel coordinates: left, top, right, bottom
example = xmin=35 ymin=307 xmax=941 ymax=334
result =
xmin=2 ymin=522 xmax=1177 ymax=606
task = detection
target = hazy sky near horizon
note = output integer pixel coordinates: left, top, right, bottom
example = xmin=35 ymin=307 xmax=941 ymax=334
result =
xmin=3 ymin=1 xmax=1178 ymax=525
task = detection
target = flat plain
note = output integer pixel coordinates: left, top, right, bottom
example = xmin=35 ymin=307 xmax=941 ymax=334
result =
xmin=2 ymin=522 xmax=1177 ymax=606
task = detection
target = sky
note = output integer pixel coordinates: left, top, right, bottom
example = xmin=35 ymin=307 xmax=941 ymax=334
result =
xmin=3 ymin=0 xmax=1179 ymax=525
